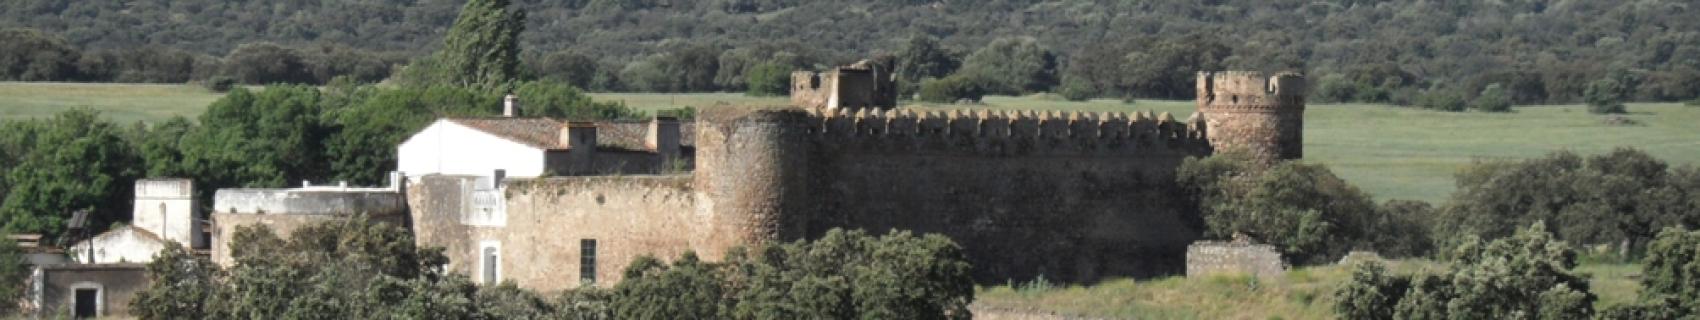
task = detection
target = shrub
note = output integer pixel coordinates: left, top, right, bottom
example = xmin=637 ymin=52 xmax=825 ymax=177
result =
xmin=1056 ymin=77 xmax=1095 ymax=102
xmin=1585 ymin=79 xmax=1627 ymax=114
xmin=1472 ymin=83 xmax=1513 ymax=112
xmin=1177 ymin=153 xmax=1388 ymax=264
xmin=1415 ymin=90 xmax=1467 ymax=112
xmin=1335 ymin=224 xmax=1597 ymax=319
xmin=203 ymin=76 xmax=237 ymax=92
xmin=918 ymin=75 xmax=987 ymax=103
xmin=221 ymin=42 xmax=315 ymax=84
xmin=744 ymin=62 xmax=790 ymax=97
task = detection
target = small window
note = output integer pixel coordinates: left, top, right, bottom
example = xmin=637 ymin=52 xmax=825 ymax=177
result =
xmin=580 ymin=239 xmax=597 ymax=284
xmin=480 ymin=242 xmax=500 ymax=284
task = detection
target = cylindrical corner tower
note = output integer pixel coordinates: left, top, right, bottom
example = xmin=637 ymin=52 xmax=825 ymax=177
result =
xmin=692 ymin=108 xmax=814 ymax=253
xmin=1196 ymin=71 xmax=1306 ymax=161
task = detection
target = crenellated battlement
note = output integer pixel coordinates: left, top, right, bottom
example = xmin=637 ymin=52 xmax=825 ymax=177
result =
xmin=1197 ymin=71 xmax=1306 ymax=111
xmin=1195 ymin=70 xmax=1306 ymax=161
xmin=799 ymin=108 xmax=1211 ymax=155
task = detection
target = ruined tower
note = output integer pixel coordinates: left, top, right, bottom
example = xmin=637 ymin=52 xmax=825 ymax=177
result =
xmin=1196 ymin=71 xmax=1306 ymax=161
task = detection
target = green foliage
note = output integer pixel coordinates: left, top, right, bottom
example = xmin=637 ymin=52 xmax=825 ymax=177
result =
xmin=198 ymin=216 xmax=474 ymax=319
xmin=893 ymin=35 xmax=961 ymax=88
xmin=476 ymin=282 xmax=558 ymax=319
xmin=607 ymin=229 xmax=973 ymax=319
xmin=1332 ymin=262 xmax=1407 ymax=320
xmin=1586 ymin=79 xmax=1628 ymax=114
xmin=917 ymin=75 xmax=987 ymax=104
xmin=131 ymin=242 xmax=221 ymax=319
xmin=403 ymin=0 xmax=526 ymax=92
xmin=202 ymin=76 xmax=237 ymax=93
xmin=1473 ymin=83 xmax=1514 ymax=112
xmin=513 ymin=81 xmax=642 ymax=120
xmin=177 ymin=86 xmax=333 ymax=189
xmin=1056 ymin=77 xmax=1095 ymax=102
xmin=744 ymin=62 xmax=791 ymax=97
xmin=532 ymin=50 xmax=600 ymax=89
xmin=1177 ymin=154 xmax=1404 ymax=264
xmin=728 ymin=229 xmax=975 ymax=320
xmin=1602 ymin=228 xmax=1700 ymax=317
xmin=612 ymin=253 xmax=726 ymax=319
xmin=1438 ymin=148 xmax=1698 ymax=257
xmin=1415 ymin=89 xmax=1468 ymax=112
xmin=958 ymin=37 xmax=1058 ymax=95
xmin=0 ymin=108 xmax=141 ymax=235
xmin=1336 ymin=224 xmax=1597 ymax=319
xmin=0 ymin=231 xmax=27 ymax=315
xmin=221 ymin=42 xmax=314 ymax=85
xmin=0 ymin=28 xmax=81 ymax=81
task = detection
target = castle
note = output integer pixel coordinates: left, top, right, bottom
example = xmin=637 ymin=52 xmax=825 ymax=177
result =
xmin=24 ymin=70 xmax=1302 ymax=318
xmin=215 ymin=71 xmax=1306 ymax=293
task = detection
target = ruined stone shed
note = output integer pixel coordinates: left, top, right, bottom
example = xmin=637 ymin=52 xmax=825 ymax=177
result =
xmin=209 ymin=182 xmax=408 ymax=266
xmin=30 ymin=263 xmax=149 ymax=318
xmin=791 ymin=60 xmax=898 ymax=111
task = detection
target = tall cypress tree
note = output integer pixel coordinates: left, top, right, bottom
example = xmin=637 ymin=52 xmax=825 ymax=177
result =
xmin=420 ymin=0 xmax=525 ymax=93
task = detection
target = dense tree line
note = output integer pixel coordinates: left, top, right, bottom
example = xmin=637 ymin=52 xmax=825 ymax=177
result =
xmin=0 ymin=0 xmax=647 ymax=240
xmin=1177 ymin=152 xmax=1434 ymax=264
xmin=3 ymin=1 xmax=1698 ymax=104
xmin=127 ymin=219 xmax=974 ymax=320
xmin=1180 ymin=147 xmax=1700 ymax=267
xmin=1437 ymin=148 xmax=1700 ymax=257
xmin=1337 ymin=225 xmax=1700 ymax=320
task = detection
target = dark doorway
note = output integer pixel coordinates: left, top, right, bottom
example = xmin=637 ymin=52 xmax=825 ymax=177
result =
xmin=73 ymin=288 xmax=98 ymax=318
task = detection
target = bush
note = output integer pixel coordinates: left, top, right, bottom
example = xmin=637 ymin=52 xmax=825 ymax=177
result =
xmin=1472 ymin=83 xmax=1513 ymax=112
xmin=1056 ymin=77 xmax=1095 ymax=102
xmin=222 ymin=42 xmax=315 ymax=85
xmin=1334 ymin=224 xmax=1597 ymax=319
xmin=744 ymin=62 xmax=790 ymax=97
xmin=1585 ymin=79 xmax=1627 ymax=114
xmin=612 ymin=229 xmax=974 ymax=319
xmin=918 ymin=75 xmax=987 ymax=103
xmin=1415 ymin=89 xmax=1467 ymax=112
xmin=1177 ymin=153 xmax=1392 ymax=264
xmin=203 ymin=76 xmax=237 ymax=92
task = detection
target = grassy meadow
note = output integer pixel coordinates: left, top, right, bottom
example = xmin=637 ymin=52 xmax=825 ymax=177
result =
xmin=0 ymin=82 xmax=225 ymax=124
xmin=2 ymin=83 xmax=1695 ymax=202
xmin=974 ymin=259 xmax=1643 ymax=319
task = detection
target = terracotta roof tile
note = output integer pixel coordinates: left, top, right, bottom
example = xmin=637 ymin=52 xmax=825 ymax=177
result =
xmin=447 ymin=118 xmax=567 ymax=149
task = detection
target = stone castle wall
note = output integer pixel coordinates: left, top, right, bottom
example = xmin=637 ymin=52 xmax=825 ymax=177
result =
xmin=1196 ymin=71 xmax=1305 ymax=161
xmin=697 ymin=108 xmax=1212 ymax=283
xmin=410 ymin=175 xmax=702 ymax=291
xmin=1185 ymin=241 xmax=1287 ymax=279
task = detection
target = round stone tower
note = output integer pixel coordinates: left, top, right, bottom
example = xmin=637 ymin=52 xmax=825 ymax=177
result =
xmin=1196 ymin=71 xmax=1306 ymax=161
xmin=692 ymin=108 xmax=814 ymax=252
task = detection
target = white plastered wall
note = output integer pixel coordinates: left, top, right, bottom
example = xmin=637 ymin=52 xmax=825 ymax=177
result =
xmin=398 ymin=120 xmax=550 ymax=180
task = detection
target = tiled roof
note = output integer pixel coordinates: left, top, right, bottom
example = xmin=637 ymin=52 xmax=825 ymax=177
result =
xmin=447 ymin=118 xmax=568 ymax=149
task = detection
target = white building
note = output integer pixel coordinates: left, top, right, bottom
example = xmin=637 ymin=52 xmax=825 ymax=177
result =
xmin=396 ymin=117 xmax=593 ymax=180
xmin=67 ymin=179 xmax=200 ymax=264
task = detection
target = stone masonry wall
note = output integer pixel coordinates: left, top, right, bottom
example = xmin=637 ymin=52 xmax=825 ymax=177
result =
xmin=410 ymin=175 xmax=701 ymax=291
xmin=793 ymin=109 xmax=1211 ymax=282
xmin=1185 ymin=241 xmax=1287 ymax=279
xmin=35 ymin=264 xmax=149 ymax=318
xmin=691 ymin=108 xmax=1213 ymax=283
xmin=1196 ymin=71 xmax=1305 ymax=162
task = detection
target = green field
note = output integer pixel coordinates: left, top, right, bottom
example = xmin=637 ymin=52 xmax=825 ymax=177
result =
xmin=2 ymin=83 xmax=1696 ymax=203
xmin=974 ymin=260 xmax=1642 ymax=319
xmin=0 ymin=82 xmax=225 ymax=124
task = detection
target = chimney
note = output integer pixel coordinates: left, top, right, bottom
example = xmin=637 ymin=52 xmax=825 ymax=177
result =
xmin=557 ymin=122 xmax=598 ymax=175
xmin=503 ymin=94 xmax=519 ymax=117
xmin=646 ymin=116 xmax=680 ymax=158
